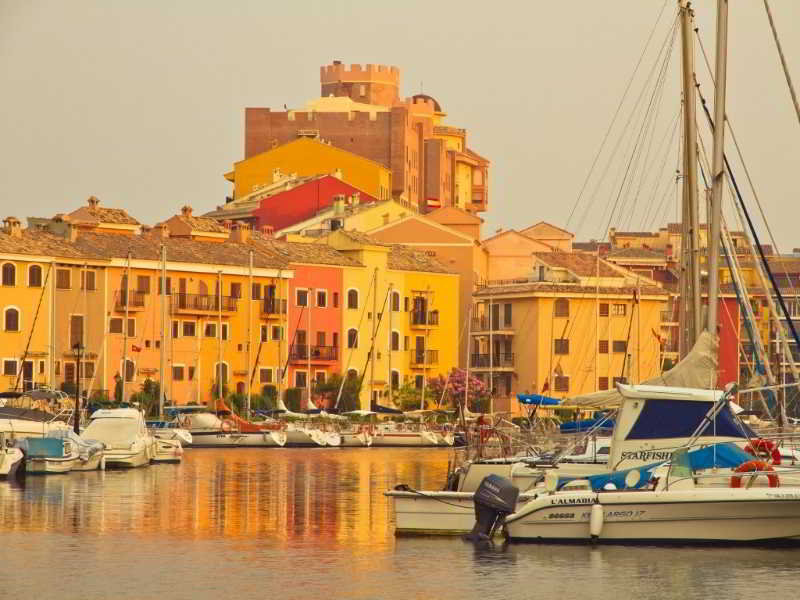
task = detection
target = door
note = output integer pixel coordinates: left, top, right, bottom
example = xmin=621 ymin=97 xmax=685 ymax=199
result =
xmin=415 ymin=336 xmax=425 ymax=363
xmin=296 ymin=330 xmax=307 ymax=359
xmin=179 ymin=278 xmax=188 ymax=309
xmin=22 ymin=360 xmax=33 ymax=392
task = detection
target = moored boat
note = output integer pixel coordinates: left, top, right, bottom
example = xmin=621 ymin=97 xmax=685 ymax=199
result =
xmin=83 ymin=408 xmax=153 ymax=468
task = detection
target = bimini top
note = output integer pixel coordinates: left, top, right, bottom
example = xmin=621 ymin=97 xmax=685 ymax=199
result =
xmin=89 ymin=408 xmax=143 ymax=420
xmin=617 ymin=383 xmax=724 ymax=403
xmin=517 ymin=394 xmax=560 ymax=406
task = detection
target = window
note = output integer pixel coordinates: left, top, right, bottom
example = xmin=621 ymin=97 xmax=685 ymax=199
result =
xmin=612 ymin=340 xmax=628 ymax=353
xmin=554 ymin=298 xmax=569 ymax=318
xmin=260 ymin=325 xmax=268 ymax=342
xmin=123 ymin=359 xmax=135 ymax=382
xmin=28 ymin=265 xmax=42 ymax=287
xmin=38 ymin=360 xmax=45 ymax=374
xmin=332 ymin=332 xmax=339 ymax=347
xmin=391 ymin=370 xmax=400 ymax=389
xmin=295 ymin=370 xmax=307 ymax=388
xmin=598 ymin=377 xmax=609 ymax=391
xmin=296 ymin=289 xmax=308 ymax=307
xmin=158 ymin=277 xmax=172 ymax=295
xmin=271 ymin=325 xmax=282 ymax=340
xmin=109 ymin=318 xmax=123 ymax=334
xmin=611 ymin=303 xmax=627 ymax=316
xmin=172 ymin=366 xmax=185 ymax=381
xmin=599 ymin=303 xmax=609 ymax=317
xmin=214 ymin=362 xmax=228 ymax=385
xmin=316 ymin=331 xmax=326 ymax=346
xmin=3 ymin=359 xmax=17 ymax=376
xmin=391 ymin=331 xmax=400 ymax=351
xmin=79 ymin=270 xmax=96 ymax=291
xmin=391 ymin=291 xmax=400 ymax=312
xmin=64 ymin=362 xmax=75 ymax=383
xmin=599 ymin=340 xmax=609 ymax=354
xmin=80 ymin=361 xmax=95 ymax=379
xmin=259 ymin=368 xmax=273 ymax=384
xmin=221 ymin=323 xmax=229 ymax=341
xmin=315 ymin=371 xmax=326 ymax=384
xmin=404 ymin=297 xmax=409 ymax=311
xmin=404 ymin=336 xmax=409 ymax=351
xmin=145 ymin=340 xmax=151 ymax=348
xmin=347 ymin=289 xmax=358 ymax=309
xmin=4 ymin=307 xmax=19 ymax=332
xmin=55 ymin=360 xmax=60 ymax=375
xmin=182 ymin=321 xmax=196 ymax=337
xmin=56 ymin=268 xmax=70 ymax=289
xmin=504 ymin=303 xmax=512 ymax=327
xmin=554 ymin=375 xmax=570 ymax=392
xmin=316 ymin=290 xmax=327 ymax=308
xmin=333 ymin=292 xmax=339 ymax=308
xmin=136 ymin=275 xmax=150 ymax=294
xmin=235 ymin=381 xmax=245 ymax=395
xmin=69 ymin=315 xmax=84 ymax=349
xmin=230 ymin=282 xmax=242 ymax=299
xmin=1 ymin=263 xmax=15 ymax=286
xmin=188 ymin=367 xmax=195 ymax=380
xmin=415 ymin=375 xmax=423 ymax=390
xmin=347 ymin=328 xmax=358 ymax=348
xmin=205 ymin=323 xmax=217 ymax=338
xmin=252 ymin=283 xmax=261 ymax=300
xmin=172 ymin=321 xmax=179 ymax=338
xmin=554 ymin=338 xmax=569 ymax=355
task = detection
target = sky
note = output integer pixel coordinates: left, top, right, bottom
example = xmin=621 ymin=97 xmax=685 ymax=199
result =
xmin=2 ymin=1 xmax=799 ymax=251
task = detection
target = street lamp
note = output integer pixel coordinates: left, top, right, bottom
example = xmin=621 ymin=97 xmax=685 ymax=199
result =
xmin=72 ymin=342 xmax=84 ymax=434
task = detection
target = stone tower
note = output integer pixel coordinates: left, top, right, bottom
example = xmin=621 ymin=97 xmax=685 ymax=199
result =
xmin=320 ymin=61 xmax=400 ymax=107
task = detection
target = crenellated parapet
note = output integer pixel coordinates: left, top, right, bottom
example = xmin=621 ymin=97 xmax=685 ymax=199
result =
xmin=320 ymin=62 xmax=400 ymax=85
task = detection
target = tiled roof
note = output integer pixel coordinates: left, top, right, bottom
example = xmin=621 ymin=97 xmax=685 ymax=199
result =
xmin=172 ymin=214 xmax=229 ymax=233
xmin=0 ymin=230 xmax=86 ymax=259
xmin=250 ymin=233 xmax=363 ymax=267
xmin=474 ymin=281 xmax=666 ymax=298
xmin=335 ymin=229 xmax=391 ymax=247
xmin=65 ymin=200 xmax=140 ymax=226
xmin=612 ymin=230 xmax=659 ymax=238
xmin=739 ymin=257 xmax=800 ymax=274
xmin=606 ymin=247 xmax=666 ymax=261
xmin=572 ymin=241 xmax=611 ymax=252
xmin=532 ymin=252 xmax=619 ymax=277
xmin=388 ymin=245 xmax=453 ymax=274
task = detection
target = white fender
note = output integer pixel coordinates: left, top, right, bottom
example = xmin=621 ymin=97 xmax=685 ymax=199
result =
xmin=590 ymin=503 xmax=604 ymax=539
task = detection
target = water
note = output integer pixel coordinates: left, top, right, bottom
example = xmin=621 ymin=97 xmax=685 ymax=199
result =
xmin=1 ymin=448 xmax=798 ymax=599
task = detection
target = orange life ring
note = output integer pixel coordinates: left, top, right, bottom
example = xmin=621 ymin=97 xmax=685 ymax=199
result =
xmin=744 ymin=439 xmax=781 ymax=465
xmin=730 ymin=460 xmax=780 ymax=488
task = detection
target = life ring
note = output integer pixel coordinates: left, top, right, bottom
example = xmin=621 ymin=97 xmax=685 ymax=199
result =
xmin=744 ymin=439 xmax=781 ymax=465
xmin=730 ymin=460 xmax=780 ymax=488
xmin=221 ymin=419 xmax=235 ymax=433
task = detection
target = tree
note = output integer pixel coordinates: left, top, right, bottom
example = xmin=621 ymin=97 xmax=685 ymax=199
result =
xmin=313 ymin=373 xmax=360 ymax=412
xmin=428 ymin=368 xmax=490 ymax=412
xmin=130 ymin=378 xmax=160 ymax=416
xmin=394 ymin=382 xmax=437 ymax=411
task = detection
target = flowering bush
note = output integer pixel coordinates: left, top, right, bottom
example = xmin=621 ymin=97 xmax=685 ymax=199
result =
xmin=428 ymin=369 xmax=490 ymax=412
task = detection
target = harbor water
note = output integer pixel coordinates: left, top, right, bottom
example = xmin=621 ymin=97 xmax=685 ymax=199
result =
xmin=1 ymin=448 xmax=798 ymax=599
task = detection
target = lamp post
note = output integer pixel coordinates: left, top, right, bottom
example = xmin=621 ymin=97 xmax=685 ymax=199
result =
xmin=72 ymin=341 xmax=84 ymax=434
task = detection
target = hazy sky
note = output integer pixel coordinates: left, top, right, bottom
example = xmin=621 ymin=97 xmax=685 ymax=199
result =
xmin=2 ymin=1 xmax=799 ymax=250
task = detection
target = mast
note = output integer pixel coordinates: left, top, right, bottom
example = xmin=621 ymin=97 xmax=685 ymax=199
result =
xmin=277 ymin=271 xmax=284 ymax=406
xmin=465 ymin=302 xmax=473 ymax=413
xmin=707 ymin=0 xmax=729 ymax=336
xmin=387 ymin=283 xmax=393 ymax=406
xmin=158 ymin=244 xmax=166 ymax=419
xmin=121 ymin=251 xmax=131 ymax=402
xmin=247 ymin=250 xmax=253 ymax=418
xmin=679 ymin=0 xmax=702 ymax=352
xmin=370 ymin=268 xmax=377 ymax=407
xmin=595 ymin=252 xmax=600 ymax=391
xmin=307 ymin=285 xmax=312 ymax=408
xmin=217 ymin=270 xmax=222 ymax=407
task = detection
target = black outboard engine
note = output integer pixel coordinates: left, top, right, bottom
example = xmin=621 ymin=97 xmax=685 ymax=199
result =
xmin=465 ymin=474 xmax=519 ymax=542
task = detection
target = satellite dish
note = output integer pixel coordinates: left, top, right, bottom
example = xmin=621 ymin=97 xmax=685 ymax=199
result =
xmin=624 ymin=469 xmax=641 ymax=489
xmin=545 ymin=470 xmax=559 ymax=493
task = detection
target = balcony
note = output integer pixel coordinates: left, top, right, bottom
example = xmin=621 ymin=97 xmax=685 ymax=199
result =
xmin=470 ymin=353 xmax=515 ymax=370
xmin=289 ymin=345 xmax=338 ymax=363
xmin=410 ymin=349 xmax=439 ymax=367
xmin=410 ymin=310 xmax=439 ymax=328
xmin=471 ymin=316 xmax=514 ymax=334
xmin=171 ymin=293 xmax=237 ymax=314
xmin=261 ymin=298 xmax=287 ymax=317
xmin=114 ymin=290 xmax=146 ymax=311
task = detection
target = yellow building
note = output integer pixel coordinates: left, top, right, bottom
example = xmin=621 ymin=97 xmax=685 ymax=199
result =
xmin=471 ymin=252 xmax=668 ymax=414
xmin=323 ymin=229 xmax=460 ymax=409
xmin=225 ymin=137 xmax=392 ymax=203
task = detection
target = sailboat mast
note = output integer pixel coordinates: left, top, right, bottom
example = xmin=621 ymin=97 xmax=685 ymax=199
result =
xmin=158 ymin=244 xmax=166 ymax=419
xmin=707 ymin=0 xmax=729 ymax=336
xmin=217 ymin=270 xmax=222 ymax=407
xmin=247 ymin=249 xmax=253 ymax=418
xmin=122 ymin=251 xmax=131 ymax=402
xmin=387 ymin=283 xmax=393 ymax=406
xmin=679 ymin=0 xmax=702 ymax=352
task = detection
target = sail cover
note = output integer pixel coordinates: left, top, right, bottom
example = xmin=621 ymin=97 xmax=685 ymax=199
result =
xmin=570 ymin=331 xmax=719 ymax=408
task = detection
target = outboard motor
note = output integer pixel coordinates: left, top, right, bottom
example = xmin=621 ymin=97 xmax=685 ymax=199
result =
xmin=465 ymin=474 xmax=519 ymax=542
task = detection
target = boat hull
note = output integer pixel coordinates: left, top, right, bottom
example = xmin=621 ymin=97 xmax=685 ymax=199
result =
xmin=104 ymin=448 xmax=150 ymax=468
xmin=0 ymin=448 xmax=25 ymax=478
xmin=71 ymin=453 xmax=105 ymax=471
xmin=341 ymin=432 xmax=373 ymax=447
xmin=151 ymin=439 xmax=183 ymax=463
xmin=284 ymin=428 xmax=327 ymax=447
xmin=372 ymin=431 xmax=440 ymax=447
xmin=387 ymin=490 xmax=483 ymax=535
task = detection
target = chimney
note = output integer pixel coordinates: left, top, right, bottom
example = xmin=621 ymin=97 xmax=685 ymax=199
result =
xmin=87 ymin=196 xmax=100 ymax=209
xmin=3 ymin=217 xmax=22 ymax=238
xmin=68 ymin=224 xmax=79 ymax=243
xmin=332 ymin=168 xmax=343 ymax=180
xmin=333 ymin=194 xmax=346 ymax=215
xmin=230 ymin=222 xmax=250 ymax=244
xmin=260 ymin=225 xmax=274 ymax=238
xmin=181 ymin=205 xmax=193 ymax=217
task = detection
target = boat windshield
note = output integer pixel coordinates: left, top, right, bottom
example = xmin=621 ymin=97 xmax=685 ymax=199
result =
xmin=84 ymin=418 xmax=140 ymax=443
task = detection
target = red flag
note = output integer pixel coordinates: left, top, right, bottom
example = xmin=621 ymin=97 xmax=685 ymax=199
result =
xmin=131 ymin=344 xmax=142 ymax=352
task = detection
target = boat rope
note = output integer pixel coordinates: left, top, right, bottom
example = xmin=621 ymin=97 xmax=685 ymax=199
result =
xmin=392 ymin=485 xmax=474 ymax=511
xmin=14 ymin=263 xmax=52 ymax=393
xmin=763 ymin=0 xmax=800 ymax=128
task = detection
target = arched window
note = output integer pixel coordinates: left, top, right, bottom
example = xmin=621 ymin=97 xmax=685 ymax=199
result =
xmin=28 ymin=265 xmax=42 ymax=287
xmin=2 ymin=263 xmax=15 ymax=286
xmin=347 ymin=328 xmax=358 ymax=348
xmin=391 ymin=291 xmax=400 ymax=312
xmin=347 ymin=289 xmax=359 ymax=309
xmin=198 ymin=280 xmax=209 ymax=296
xmin=391 ymin=370 xmax=400 ymax=389
xmin=391 ymin=331 xmax=400 ymax=351
xmin=4 ymin=307 xmax=19 ymax=332
xmin=554 ymin=298 xmax=570 ymax=318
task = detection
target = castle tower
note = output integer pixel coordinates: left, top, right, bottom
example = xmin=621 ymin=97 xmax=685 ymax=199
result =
xmin=320 ymin=61 xmax=400 ymax=107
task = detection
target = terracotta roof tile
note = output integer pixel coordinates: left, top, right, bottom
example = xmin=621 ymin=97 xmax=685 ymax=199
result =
xmin=0 ymin=230 xmax=86 ymax=259
xmin=532 ymin=252 xmax=619 ymax=277
xmin=173 ymin=214 xmax=229 ymax=234
xmin=475 ymin=281 xmax=666 ymax=297
xmin=388 ymin=245 xmax=454 ymax=274
xmin=250 ymin=233 xmax=363 ymax=267
xmin=65 ymin=203 xmax=140 ymax=226
xmin=606 ymin=247 xmax=666 ymax=260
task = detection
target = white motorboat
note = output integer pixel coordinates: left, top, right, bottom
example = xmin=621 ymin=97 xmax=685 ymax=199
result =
xmin=152 ymin=437 xmax=183 ymax=463
xmin=83 ymin=408 xmax=153 ymax=468
xmin=20 ymin=429 xmax=105 ymax=473
xmin=147 ymin=420 xmax=193 ymax=446
xmin=372 ymin=422 xmax=440 ymax=447
xmin=0 ymin=406 xmax=70 ymax=442
xmin=0 ymin=433 xmax=24 ymax=478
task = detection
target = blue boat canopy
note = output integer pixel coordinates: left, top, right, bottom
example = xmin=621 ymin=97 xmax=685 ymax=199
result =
xmin=517 ymin=394 xmax=560 ymax=406
xmin=560 ymin=417 xmax=615 ymax=433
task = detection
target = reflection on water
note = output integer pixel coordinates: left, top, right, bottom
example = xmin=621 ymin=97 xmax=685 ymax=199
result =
xmin=1 ymin=448 xmax=798 ymax=600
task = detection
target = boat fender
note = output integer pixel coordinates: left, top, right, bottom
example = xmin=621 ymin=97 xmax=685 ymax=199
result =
xmin=589 ymin=502 xmax=604 ymax=541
